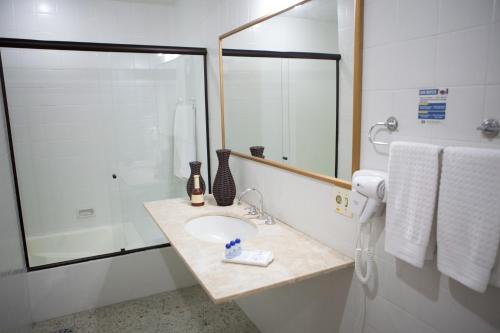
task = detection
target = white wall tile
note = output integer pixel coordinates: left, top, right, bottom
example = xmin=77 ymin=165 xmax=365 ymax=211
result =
xmin=496 ymin=0 xmax=500 ymax=21
xmin=397 ymin=0 xmax=439 ymax=40
xmin=237 ymin=268 xmax=355 ymax=333
xmin=0 ymin=0 xmax=15 ymax=36
xmin=482 ymin=84 xmax=500 ymax=144
xmin=12 ymin=0 xmax=36 ymax=14
xmin=363 ymin=0 xmax=398 ymax=48
xmin=484 ymin=85 xmax=500 ymax=119
xmin=359 ymin=90 xmax=393 ymax=170
xmin=487 ymin=22 xmax=500 ymax=84
xmin=363 ymin=44 xmax=397 ymax=90
xmin=393 ymin=37 xmax=437 ymax=89
xmin=231 ymin=157 xmax=357 ymax=256
xmin=430 ymin=86 xmax=485 ymax=141
xmin=438 ymin=0 xmax=494 ymax=33
xmin=436 ymin=26 xmax=489 ymax=86
xmin=375 ymin=257 xmax=500 ymax=333
xmin=35 ymin=0 xmax=57 ymax=14
xmin=364 ymin=294 xmax=441 ymax=333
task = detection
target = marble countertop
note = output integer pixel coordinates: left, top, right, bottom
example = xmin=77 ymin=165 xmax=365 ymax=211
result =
xmin=144 ymin=196 xmax=353 ymax=304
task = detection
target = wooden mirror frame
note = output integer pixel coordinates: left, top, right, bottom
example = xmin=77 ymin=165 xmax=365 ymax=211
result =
xmin=218 ymin=0 xmax=363 ymax=190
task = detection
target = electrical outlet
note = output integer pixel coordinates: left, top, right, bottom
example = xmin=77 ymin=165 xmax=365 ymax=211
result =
xmin=334 ymin=187 xmax=352 ymax=218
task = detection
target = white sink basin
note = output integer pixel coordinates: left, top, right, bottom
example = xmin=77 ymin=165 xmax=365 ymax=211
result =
xmin=185 ymin=215 xmax=258 ymax=243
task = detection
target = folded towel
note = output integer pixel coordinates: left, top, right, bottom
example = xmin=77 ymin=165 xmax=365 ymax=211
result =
xmin=437 ymin=147 xmax=500 ymax=293
xmin=490 ymin=246 xmax=500 ymax=288
xmin=385 ymin=142 xmax=442 ymax=268
xmin=173 ymin=104 xmax=197 ymax=179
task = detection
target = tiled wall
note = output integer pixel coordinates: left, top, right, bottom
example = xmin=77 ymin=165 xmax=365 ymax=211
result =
xmin=362 ymin=0 xmax=500 ymax=169
xmin=0 ymin=78 xmax=32 ymax=331
xmin=352 ymin=1 xmax=500 ymax=333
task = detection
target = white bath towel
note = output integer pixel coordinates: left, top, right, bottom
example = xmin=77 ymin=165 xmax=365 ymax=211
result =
xmin=437 ymin=147 xmax=500 ymax=293
xmin=385 ymin=142 xmax=442 ymax=268
xmin=173 ymin=104 xmax=196 ymax=179
xmin=490 ymin=246 xmax=500 ymax=288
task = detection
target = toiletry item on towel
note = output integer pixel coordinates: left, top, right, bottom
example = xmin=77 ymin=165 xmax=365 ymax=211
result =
xmin=437 ymin=147 xmax=500 ymax=293
xmin=173 ymin=104 xmax=197 ymax=179
xmin=385 ymin=142 xmax=442 ymax=268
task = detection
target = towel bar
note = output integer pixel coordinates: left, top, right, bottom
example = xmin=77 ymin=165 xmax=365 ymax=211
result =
xmin=368 ymin=116 xmax=398 ymax=145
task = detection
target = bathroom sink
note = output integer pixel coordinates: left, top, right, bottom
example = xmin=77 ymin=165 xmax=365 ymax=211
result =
xmin=185 ymin=215 xmax=258 ymax=243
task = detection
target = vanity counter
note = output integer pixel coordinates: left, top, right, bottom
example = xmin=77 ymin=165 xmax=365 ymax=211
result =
xmin=144 ymin=196 xmax=353 ymax=304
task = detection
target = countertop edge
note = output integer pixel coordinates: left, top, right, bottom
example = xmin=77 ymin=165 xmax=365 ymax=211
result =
xmin=144 ymin=199 xmax=354 ymax=304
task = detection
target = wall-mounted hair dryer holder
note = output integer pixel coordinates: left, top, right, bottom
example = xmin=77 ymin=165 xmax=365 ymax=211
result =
xmin=350 ymin=169 xmax=388 ymax=285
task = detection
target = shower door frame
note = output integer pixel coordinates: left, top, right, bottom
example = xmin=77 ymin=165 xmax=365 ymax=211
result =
xmin=0 ymin=38 xmax=212 ymax=271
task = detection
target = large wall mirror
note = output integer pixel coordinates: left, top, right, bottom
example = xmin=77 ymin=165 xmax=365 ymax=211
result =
xmin=218 ymin=0 xmax=363 ymax=188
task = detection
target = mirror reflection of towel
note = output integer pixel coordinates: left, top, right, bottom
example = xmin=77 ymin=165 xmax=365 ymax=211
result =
xmin=173 ymin=104 xmax=196 ymax=179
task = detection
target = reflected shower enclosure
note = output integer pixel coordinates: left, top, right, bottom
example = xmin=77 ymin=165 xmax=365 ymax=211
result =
xmin=223 ymin=51 xmax=340 ymax=177
xmin=0 ymin=40 xmax=210 ymax=269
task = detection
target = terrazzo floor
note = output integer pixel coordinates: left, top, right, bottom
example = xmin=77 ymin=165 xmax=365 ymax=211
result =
xmin=32 ymin=285 xmax=261 ymax=333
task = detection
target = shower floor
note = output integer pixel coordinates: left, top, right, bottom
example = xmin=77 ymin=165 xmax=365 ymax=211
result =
xmin=32 ymin=285 xmax=260 ymax=333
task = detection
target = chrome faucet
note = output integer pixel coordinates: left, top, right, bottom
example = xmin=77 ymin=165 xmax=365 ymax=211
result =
xmin=237 ymin=188 xmax=275 ymax=225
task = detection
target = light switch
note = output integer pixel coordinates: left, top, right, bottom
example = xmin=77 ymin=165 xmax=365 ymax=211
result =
xmin=334 ymin=187 xmax=352 ymax=218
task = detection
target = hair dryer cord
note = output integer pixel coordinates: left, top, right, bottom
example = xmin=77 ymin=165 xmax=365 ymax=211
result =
xmin=355 ymin=223 xmax=374 ymax=284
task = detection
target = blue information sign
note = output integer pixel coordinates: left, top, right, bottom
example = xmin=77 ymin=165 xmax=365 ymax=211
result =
xmin=418 ymin=88 xmax=448 ymax=121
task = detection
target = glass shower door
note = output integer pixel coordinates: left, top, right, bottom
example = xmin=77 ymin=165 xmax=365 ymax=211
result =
xmin=1 ymin=46 xmax=209 ymax=268
xmin=111 ymin=53 xmax=208 ymax=251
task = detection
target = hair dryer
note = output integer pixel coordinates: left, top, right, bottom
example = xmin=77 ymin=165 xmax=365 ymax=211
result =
xmin=351 ymin=170 xmax=387 ymax=223
xmin=350 ymin=170 xmax=388 ymax=284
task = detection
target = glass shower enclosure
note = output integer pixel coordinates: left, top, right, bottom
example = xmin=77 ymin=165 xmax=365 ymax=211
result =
xmin=0 ymin=40 xmax=210 ymax=269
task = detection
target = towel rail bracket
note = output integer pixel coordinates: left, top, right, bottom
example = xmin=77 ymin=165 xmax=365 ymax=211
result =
xmin=477 ymin=118 xmax=499 ymax=138
xmin=368 ymin=116 xmax=398 ymax=146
